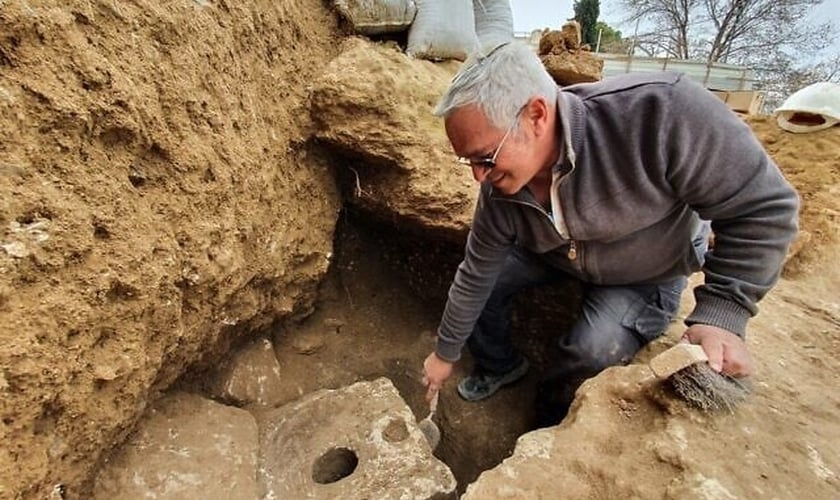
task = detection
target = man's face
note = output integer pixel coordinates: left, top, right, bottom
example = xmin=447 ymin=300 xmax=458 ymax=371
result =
xmin=444 ymin=104 xmax=543 ymax=195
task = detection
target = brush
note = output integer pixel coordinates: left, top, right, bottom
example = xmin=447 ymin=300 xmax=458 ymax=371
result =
xmin=649 ymin=343 xmax=752 ymax=412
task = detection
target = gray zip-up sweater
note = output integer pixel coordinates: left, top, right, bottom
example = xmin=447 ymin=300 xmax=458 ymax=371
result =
xmin=436 ymin=72 xmax=799 ymax=363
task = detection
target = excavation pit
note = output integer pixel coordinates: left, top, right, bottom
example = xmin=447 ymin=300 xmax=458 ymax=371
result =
xmin=246 ymin=218 xmax=581 ymax=494
xmin=101 ymin=217 xmax=577 ymax=497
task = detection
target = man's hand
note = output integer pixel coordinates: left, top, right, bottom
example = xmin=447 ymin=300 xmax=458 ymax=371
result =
xmin=682 ymin=324 xmax=753 ymax=377
xmin=422 ymin=352 xmax=454 ymax=402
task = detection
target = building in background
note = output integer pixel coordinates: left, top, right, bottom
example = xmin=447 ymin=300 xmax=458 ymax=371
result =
xmin=515 ymin=29 xmax=764 ymax=114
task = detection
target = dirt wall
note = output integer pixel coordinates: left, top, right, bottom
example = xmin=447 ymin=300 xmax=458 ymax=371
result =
xmin=0 ymin=1 xmax=341 ymax=497
xmin=746 ymin=116 xmax=840 ymax=277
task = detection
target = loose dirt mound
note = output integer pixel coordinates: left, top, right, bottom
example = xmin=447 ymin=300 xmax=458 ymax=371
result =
xmin=747 ymin=117 xmax=840 ymax=276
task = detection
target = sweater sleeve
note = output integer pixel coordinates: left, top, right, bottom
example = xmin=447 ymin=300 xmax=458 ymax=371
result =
xmin=663 ymin=76 xmax=799 ymax=337
xmin=435 ymin=188 xmax=515 ymax=361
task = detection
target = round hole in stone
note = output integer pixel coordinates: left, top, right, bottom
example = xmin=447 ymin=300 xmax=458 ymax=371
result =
xmin=312 ymin=447 xmax=358 ymax=484
xmin=383 ymin=417 xmax=409 ymax=443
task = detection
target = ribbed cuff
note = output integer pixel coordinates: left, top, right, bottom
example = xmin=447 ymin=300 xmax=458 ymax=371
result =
xmin=435 ymin=338 xmax=463 ymax=363
xmin=684 ymin=292 xmax=751 ymax=338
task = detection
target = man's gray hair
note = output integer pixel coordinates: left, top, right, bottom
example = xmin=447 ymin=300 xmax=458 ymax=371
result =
xmin=434 ymin=42 xmax=557 ymax=130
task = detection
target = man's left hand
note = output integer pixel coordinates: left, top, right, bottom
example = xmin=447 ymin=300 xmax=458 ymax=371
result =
xmin=682 ymin=324 xmax=753 ymax=377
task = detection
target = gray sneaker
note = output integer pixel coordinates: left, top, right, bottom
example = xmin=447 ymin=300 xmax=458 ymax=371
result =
xmin=457 ymin=358 xmax=530 ymax=402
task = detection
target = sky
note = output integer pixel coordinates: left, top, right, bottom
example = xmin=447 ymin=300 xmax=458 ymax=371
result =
xmin=509 ymin=0 xmax=840 ymax=56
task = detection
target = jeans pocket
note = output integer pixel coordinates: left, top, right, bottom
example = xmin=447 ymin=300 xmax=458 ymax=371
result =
xmin=633 ymin=302 xmax=673 ymax=342
xmin=620 ymin=286 xmax=682 ymax=344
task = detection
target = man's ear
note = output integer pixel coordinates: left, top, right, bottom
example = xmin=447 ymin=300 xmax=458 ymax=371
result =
xmin=523 ymin=97 xmax=551 ymax=137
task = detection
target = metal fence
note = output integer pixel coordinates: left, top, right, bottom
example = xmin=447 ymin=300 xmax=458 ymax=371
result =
xmin=513 ymin=31 xmax=757 ymax=91
xmin=598 ymin=53 xmax=755 ymax=91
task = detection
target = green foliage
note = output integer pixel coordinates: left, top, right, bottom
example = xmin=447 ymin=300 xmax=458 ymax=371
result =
xmin=573 ymin=0 xmax=600 ymax=47
xmin=594 ymin=21 xmax=624 ymax=52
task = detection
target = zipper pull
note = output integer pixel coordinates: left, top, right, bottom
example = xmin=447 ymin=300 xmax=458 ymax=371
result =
xmin=568 ymin=240 xmax=577 ymax=260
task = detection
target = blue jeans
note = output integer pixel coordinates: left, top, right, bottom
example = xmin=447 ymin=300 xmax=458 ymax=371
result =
xmin=466 ymin=247 xmax=690 ymax=428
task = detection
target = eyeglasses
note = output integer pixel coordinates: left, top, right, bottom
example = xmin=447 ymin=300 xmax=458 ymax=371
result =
xmin=457 ymin=107 xmax=524 ymax=169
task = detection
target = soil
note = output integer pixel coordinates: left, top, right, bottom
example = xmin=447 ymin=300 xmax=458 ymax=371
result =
xmin=3 ymin=0 xmax=839 ymax=494
xmin=746 ymin=116 xmax=840 ymax=276
xmin=1 ymin=2 xmax=343 ymax=497
xmin=177 ymin=213 xmax=542 ymax=494
xmin=179 ymin=119 xmax=840 ymax=496
xmin=171 ymin=110 xmax=840 ymax=498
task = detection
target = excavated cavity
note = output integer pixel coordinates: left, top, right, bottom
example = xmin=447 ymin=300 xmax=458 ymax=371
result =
xmin=312 ymin=447 xmax=359 ymax=484
xmin=277 ymin=216 xmax=575 ymax=492
xmin=135 ymin=214 xmax=583 ymax=497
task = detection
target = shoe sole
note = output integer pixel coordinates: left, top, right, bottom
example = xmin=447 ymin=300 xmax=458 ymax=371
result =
xmin=457 ymin=359 xmax=530 ymax=402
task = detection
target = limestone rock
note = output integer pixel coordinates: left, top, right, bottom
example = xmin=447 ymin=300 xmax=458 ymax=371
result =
xmin=540 ymin=50 xmax=604 ymax=85
xmin=538 ymin=20 xmax=603 ymax=85
xmin=291 ymin=330 xmax=327 ymax=355
xmin=785 ymin=229 xmax=811 ymax=267
xmin=560 ymin=21 xmax=582 ymax=50
xmin=259 ymin=377 xmax=455 ymax=499
xmin=538 ymin=21 xmax=582 ymax=55
xmin=465 ymin=304 xmax=840 ymax=500
xmin=538 ymin=29 xmax=565 ymax=55
xmin=310 ymin=37 xmax=476 ymax=243
xmin=209 ymin=337 xmax=285 ymax=406
xmin=93 ymin=393 xmax=259 ymax=500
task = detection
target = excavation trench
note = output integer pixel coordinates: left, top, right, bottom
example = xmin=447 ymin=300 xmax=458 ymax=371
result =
xmin=6 ymin=0 xmax=840 ymax=496
xmin=163 ymin=212 xmax=583 ymax=496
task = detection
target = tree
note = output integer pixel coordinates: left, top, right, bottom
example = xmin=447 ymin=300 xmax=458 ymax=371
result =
xmin=618 ymin=0 xmax=838 ymax=113
xmin=574 ymin=0 xmax=601 ymax=47
xmin=594 ymin=21 xmax=629 ymax=53
xmin=701 ymin=0 xmax=833 ymax=64
xmin=755 ymin=53 xmax=840 ymax=111
xmin=619 ymin=0 xmax=835 ymax=65
xmin=619 ymin=0 xmax=700 ymax=59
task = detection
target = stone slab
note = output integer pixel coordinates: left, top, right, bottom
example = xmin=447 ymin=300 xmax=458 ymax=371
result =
xmin=541 ymin=51 xmax=604 ymax=85
xmin=258 ymin=377 xmax=455 ymax=499
xmin=210 ymin=337 xmax=285 ymax=406
xmin=93 ymin=392 xmax=259 ymax=499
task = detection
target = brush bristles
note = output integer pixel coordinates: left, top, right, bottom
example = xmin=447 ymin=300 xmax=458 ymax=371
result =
xmin=669 ymin=363 xmax=751 ymax=413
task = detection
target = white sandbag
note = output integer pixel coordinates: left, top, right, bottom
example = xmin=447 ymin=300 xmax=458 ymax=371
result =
xmin=473 ymin=0 xmax=513 ymax=51
xmin=407 ymin=0 xmax=478 ymax=61
xmin=333 ymin=0 xmax=417 ymax=35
